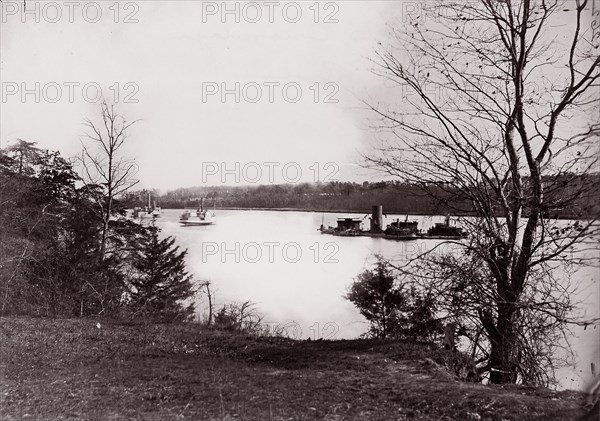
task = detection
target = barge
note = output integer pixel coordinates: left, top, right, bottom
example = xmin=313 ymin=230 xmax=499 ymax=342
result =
xmin=319 ymin=206 xmax=467 ymax=241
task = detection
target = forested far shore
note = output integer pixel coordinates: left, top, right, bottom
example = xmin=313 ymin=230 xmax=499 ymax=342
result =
xmin=121 ymin=176 xmax=600 ymax=220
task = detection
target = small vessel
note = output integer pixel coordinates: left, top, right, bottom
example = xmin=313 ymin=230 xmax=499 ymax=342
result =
xmin=319 ymin=216 xmax=365 ymax=236
xmin=384 ymin=216 xmax=419 ymax=240
xmin=133 ymin=192 xmax=161 ymax=219
xmin=425 ymin=215 xmax=467 ymax=239
xmin=180 ymin=209 xmax=216 ymax=226
xmin=180 ymin=198 xmax=216 ymax=226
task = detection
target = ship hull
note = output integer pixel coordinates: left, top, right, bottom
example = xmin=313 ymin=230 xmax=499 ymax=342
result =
xmin=180 ymin=220 xmax=216 ymax=226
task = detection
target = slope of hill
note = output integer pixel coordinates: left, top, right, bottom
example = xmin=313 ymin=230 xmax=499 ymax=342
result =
xmin=0 ymin=317 xmax=591 ymax=420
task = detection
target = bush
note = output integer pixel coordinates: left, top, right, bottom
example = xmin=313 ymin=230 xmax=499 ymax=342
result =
xmin=212 ymin=301 xmax=263 ymax=334
xmin=346 ymin=257 xmax=442 ymax=341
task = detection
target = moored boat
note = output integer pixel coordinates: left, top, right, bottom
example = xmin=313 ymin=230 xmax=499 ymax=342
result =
xmin=384 ymin=217 xmax=420 ymax=240
xmin=318 ymin=206 xmax=467 ymax=241
xmin=180 ymin=209 xmax=216 ymax=226
xmin=132 ymin=192 xmax=162 ymax=219
xmin=180 ymin=198 xmax=216 ymax=226
xmin=319 ymin=216 xmax=364 ymax=236
xmin=425 ymin=215 xmax=467 ymax=239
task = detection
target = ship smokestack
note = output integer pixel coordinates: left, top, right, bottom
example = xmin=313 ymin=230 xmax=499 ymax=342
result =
xmin=370 ymin=205 xmax=383 ymax=233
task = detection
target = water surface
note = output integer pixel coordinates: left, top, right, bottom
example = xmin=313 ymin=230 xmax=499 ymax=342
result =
xmin=156 ymin=209 xmax=599 ymax=390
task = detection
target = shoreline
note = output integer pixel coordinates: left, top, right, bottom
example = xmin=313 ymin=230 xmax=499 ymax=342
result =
xmin=172 ymin=206 xmax=472 ymax=217
xmin=162 ymin=207 xmax=588 ymax=220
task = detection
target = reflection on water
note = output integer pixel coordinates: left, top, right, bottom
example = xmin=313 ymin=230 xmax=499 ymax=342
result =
xmin=156 ymin=209 xmax=599 ymax=391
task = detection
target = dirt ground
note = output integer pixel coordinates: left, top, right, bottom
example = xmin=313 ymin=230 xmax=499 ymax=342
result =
xmin=0 ymin=317 xmax=593 ymax=420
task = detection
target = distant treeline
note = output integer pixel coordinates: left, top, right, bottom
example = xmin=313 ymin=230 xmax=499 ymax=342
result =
xmin=122 ymin=176 xmax=600 ymax=219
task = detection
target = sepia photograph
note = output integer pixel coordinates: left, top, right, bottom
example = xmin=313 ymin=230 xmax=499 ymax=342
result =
xmin=1 ymin=1 xmax=599 ymax=419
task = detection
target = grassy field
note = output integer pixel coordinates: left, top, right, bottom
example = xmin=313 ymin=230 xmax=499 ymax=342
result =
xmin=0 ymin=317 xmax=592 ymax=420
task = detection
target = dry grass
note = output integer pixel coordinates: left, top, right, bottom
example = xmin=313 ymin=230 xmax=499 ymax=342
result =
xmin=0 ymin=317 xmax=590 ymax=420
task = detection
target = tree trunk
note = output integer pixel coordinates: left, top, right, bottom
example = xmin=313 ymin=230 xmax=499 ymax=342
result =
xmin=206 ymin=283 xmax=213 ymax=326
xmin=489 ymin=306 xmax=518 ymax=384
xmin=100 ymin=217 xmax=109 ymax=260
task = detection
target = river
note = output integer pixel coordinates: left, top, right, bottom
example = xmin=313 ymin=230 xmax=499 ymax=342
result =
xmin=155 ymin=209 xmax=599 ymax=391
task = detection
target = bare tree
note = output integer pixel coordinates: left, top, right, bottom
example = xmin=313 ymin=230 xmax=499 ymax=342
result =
xmin=201 ymin=281 xmax=214 ymax=326
xmin=78 ymin=102 xmax=139 ymax=260
xmin=366 ymin=0 xmax=599 ymax=384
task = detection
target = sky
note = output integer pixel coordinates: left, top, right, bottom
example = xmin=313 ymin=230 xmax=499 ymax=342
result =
xmin=1 ymin=1 xmax=598 ymax=190
xmin=1 ymin=0 xmax=404 ymax=190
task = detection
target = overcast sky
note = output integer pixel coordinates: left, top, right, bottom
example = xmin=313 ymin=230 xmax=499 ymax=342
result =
xmin=1 ymin=1 xmax=597 ymax=190
xmin=1 ymin=1 xmax=405 ymax=189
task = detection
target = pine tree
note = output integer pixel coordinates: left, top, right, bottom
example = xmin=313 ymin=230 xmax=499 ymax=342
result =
xmin=346 ymin=257 xmax=442 ymax=341
xmin=346 ymin=258 xmax=409 ymax=339
xmin=130 ymin=224 xmax=195 ymax=322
